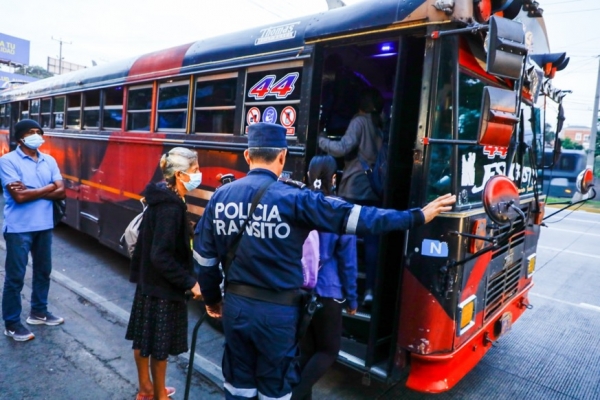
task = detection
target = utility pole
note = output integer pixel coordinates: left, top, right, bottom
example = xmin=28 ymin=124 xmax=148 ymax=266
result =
xmin=588 ymin=55 xmax=600 ymax=168
xmin=51 ymin=37 xmax=72 ymax=75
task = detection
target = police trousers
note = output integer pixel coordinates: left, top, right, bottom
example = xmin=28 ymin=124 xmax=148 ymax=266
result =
xmin=222 ymin=292 xmax=301 ymax=400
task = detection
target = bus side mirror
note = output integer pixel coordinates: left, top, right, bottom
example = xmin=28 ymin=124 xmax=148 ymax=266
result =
xmin=478 ymin=86 xmax=519 ymax=148
xmin=482 ymin=175 xmax=523 ymax=225
xmin=576 ymin=168 xmax=594 ymax=195
xmin=486 ymin=16 xmax=528 ymax=80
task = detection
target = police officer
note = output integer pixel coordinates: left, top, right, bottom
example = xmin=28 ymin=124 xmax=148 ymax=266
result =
xmin=194 ymin=122 xmax=455 ymax=400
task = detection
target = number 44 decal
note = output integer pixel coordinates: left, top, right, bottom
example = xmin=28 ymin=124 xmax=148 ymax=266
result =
xmin=248 ymin=72 xmax=299 ymax=100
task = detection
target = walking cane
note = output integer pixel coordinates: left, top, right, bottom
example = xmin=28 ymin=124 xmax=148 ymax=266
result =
xmin=184 ymin=312 xmax=207 ymax=400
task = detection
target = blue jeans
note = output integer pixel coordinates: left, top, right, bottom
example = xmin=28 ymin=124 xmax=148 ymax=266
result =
xmin=2 ymin=230 xmax=53 ymax=328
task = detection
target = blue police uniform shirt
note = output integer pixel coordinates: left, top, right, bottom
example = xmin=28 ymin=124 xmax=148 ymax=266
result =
xmin=0 ymin=147 xmax=63 ymax=233
xmin=194 ymin=168 xmax=425 ymax=305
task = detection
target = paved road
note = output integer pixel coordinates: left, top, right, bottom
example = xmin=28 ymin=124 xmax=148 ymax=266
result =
xmin=1 ymin=207 xmax=599 ymax=399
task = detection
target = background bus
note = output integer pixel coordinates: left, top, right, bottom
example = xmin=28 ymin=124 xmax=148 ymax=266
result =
xmin=543 ymin=149 xmax=587 ymax=198
xmin=0 ymin=0 xmax=572 ymax=393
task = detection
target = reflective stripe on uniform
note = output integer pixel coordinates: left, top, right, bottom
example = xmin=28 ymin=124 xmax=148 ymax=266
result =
xmin=224 ymin=382 xmax=258 ymax=398
xmin=193 ymin=250 xmax=218 ymax=267
xmin=258 ymin=392 xmax=292 ymax=400
xmin=345 ymin=205 xmax=362 ymax=235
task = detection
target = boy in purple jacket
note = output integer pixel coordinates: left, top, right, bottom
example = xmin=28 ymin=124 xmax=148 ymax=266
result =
xmin=293 ymin=155 xmax=358 ymax=400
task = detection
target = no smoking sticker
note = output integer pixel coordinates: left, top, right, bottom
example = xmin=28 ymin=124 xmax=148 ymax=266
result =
xmin=280 ymin=106 xmax=296 ymax=135
xmin=280 ymin=106 xmax=296 ymax=127
xmin=246 ymin=107 xmax=261 ymax=125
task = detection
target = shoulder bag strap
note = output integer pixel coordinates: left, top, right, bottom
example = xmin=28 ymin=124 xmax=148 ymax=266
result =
xmin=222 ymin=179 xmax=275 ymax=278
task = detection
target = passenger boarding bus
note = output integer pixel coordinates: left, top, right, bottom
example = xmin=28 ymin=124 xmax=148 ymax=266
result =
xmin=0 ymin=0 xmax=591 ymax=393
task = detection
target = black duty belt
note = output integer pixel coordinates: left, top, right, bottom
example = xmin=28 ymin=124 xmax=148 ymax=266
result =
xmin=227 ymin=283 xmax=302 ymax=307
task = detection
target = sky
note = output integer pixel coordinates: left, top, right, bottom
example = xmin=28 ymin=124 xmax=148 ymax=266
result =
xmin=1 ymin=0 xmax=599 ymax=127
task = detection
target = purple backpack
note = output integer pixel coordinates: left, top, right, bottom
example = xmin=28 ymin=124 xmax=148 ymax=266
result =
xmin=301 ymin=230 xmax=320 ymax=289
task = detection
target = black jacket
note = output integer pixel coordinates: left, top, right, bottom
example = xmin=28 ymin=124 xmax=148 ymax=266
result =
xmin=130 ymin=182 xmax=196 ymax=301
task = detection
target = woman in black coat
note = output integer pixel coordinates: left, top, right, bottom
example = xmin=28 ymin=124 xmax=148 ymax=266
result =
xmin=126 ymin=147 xmax=202 ymax=400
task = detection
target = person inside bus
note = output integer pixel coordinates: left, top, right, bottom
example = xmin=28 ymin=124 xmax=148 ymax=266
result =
xmin=292 ymin=155 xmax=359 ymax=400
xmin=320 ymin=53 xmax=370 ymax=136
xmin=318 ymin=87 xmax=384 ymax=305
xmin=125 ymin=147 xmax=202 ymax=400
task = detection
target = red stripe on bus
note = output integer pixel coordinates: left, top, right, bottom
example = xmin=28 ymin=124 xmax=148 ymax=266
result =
xmin=126 ymin=43 xmax=194 ymax=82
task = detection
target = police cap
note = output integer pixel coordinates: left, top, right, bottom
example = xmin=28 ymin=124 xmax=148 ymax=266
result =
xmin=15 ymin=119 xmax=44 ymax=140
xmin=247 ymin=123 xmax=287 ymax=148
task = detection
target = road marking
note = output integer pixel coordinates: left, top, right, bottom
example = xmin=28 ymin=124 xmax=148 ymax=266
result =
xmin=580 ymin=303 xmax=600 ymax=312
xmin=538 ymin=245 xmax=600 ymax=259
xmin=542 ymin=228 xmax=600 ymax=237
xmin=530 ymin=293 xmax=600 ymax=313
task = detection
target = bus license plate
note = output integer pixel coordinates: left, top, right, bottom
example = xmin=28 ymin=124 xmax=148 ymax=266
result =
xmin=498 ymin=312 xmax=512 ymax=337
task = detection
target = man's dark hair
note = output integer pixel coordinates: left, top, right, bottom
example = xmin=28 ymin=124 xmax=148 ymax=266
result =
xmin=248 ymin=147 xmax=285 ymax=163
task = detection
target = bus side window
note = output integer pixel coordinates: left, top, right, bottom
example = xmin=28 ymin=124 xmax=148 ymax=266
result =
xmin=20 ymin=100 xmax=29 ymax=121
xmin=30 ymin=99 xmax=40 ymax=123
xmin=40 ymin=99 xmax=51 ymax=128
xmin=156 ymin=80 xmax=189 ymax=132
xmin=67 ymin=93 xmax=82 ymax=129
xmin=194 ymin=74 xmax=237 ymax=134
xmin=103 ymin=86 xmax=123 ymax=130
xmin=54 ymin=97 xmax=65 ymax=128
xmin=0 ymin=104 xmax=8 ymax=128
xmin=83 ymin=90 xmax=101 ymax=129
xmin=127 ymin=85 xmax=152 ymax=132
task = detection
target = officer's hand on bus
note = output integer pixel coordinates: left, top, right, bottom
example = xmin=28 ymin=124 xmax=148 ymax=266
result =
xmin=346 ymin=307 xmax=357 ymax=316
xmin=422 ymin=193 xmax=456 ymax=224
xmin=190 ymin=282 xmax=203 ymax=300
xmin=206 ymin=301 xmax=223 ymax=319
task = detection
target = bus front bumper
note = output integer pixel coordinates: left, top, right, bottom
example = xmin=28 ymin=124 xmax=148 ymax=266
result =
xmin=405 ymin=284 xmax=533 ymax=393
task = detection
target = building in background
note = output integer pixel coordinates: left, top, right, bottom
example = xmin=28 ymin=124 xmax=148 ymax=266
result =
xmin=562 ymin=125 xmax=591 ymax=150
xmin=47 ymin=56 xmax=86 ymax=75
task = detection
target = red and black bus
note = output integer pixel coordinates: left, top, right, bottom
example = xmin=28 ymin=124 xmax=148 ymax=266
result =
xmin=0 ymin=0 xmax=586 ymax=393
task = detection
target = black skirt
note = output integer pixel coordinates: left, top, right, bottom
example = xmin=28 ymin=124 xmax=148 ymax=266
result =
xmin=125 ymin=285 xmax=188 ymax=360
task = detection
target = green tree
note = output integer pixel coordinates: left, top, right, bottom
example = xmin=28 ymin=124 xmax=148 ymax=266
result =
xmin=14 ymin=65 xmax=53 ymax=79
xmin=561 ymin=137 xmax=584 ymax=150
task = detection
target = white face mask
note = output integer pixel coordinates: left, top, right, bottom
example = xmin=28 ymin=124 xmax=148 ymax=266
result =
xmin=22 ymin=134 xmax=45 ymax=149
xmin=181 ymin=172 xmax=202 ymax=192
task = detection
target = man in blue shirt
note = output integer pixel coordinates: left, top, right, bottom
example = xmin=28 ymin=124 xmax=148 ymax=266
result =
xmin=0 ymin=119 xmax=66 ymax=342
xmin=194 ymin=122 xmax=455 ymax=400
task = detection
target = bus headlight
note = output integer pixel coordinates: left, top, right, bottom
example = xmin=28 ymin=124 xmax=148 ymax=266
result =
xmin=527 ymin=254 xmax=536 ymax=278
xmin=458 ymin=295 xmax=477 ymax=335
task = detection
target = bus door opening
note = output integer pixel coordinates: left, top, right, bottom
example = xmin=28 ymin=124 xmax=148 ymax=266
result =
xmin=317 ymin=35 xmax=426 ymax=376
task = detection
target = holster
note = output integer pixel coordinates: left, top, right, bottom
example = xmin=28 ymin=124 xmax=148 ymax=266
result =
xmin=296 ymin=291 xmax=323 ymax=340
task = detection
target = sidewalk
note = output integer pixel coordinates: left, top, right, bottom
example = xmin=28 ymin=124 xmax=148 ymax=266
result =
xmin=0 ymin=242 xmax=222 ymax=400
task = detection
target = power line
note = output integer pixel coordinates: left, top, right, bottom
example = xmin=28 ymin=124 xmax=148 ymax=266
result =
xmin=543 ymin=0 xmax=588 ymax=5
xmin=550 ymin=7 xmax=600 ymax=14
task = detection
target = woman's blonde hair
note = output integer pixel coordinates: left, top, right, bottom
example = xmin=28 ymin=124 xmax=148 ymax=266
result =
xmin=159 ymin=147 xmax=198 ymax=187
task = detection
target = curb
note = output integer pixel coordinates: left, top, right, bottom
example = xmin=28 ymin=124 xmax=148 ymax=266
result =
xmin=0 ymin=237 xmax=225 ymax=390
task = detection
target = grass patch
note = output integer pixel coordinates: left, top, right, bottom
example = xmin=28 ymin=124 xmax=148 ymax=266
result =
xmin=545 ymin=195 xmax=600 ymax=213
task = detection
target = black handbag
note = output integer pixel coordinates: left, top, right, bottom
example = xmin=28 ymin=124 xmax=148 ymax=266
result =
xmin=53 ymin=199 xmax=66 ymax=227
